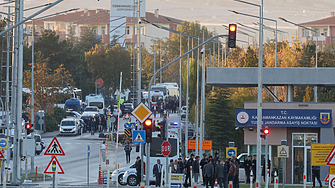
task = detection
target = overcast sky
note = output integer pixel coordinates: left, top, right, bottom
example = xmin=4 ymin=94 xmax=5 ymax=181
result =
xmin=17 ymin=0 xmax=335 ymax=45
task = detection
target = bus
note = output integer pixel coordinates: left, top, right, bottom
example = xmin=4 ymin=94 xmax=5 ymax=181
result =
xmin=64 ymin=98 xmax=82 ymax=113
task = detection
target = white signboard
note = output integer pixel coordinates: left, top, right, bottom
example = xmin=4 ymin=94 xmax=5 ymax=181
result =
xmin=110 ymin=0 xmax=146 ymax=17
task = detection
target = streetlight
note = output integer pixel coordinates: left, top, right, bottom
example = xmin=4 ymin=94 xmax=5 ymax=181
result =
xmin=232 ymin=0 xmax=264 ymax=187
xmin=278 ymin=17 xmax=318 ymax=102
xmin=163 ymin=17 xmax=206 ymax=157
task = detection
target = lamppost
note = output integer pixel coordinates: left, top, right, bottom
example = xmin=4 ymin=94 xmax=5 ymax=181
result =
xmin=278 ymin=17 xmax=318 ymax=102
xmin=232 ymin=0 xmax=263 ymax=187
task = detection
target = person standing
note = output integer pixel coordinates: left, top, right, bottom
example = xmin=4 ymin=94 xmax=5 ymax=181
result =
xmin=184 ymin=154 xmax=195 ymax=187
xmin=244 ymin=156 xmax=252 ymax=183
xmin=312 ymin=166 xmax=322 ymax=188
xmin=177 ymin=158 xmax=185 ymax=174
xmin=124 ymin=143 xmax=132 ymax=164
xmin=135 ymin=156 xmax=142 ymax=186
xmin=153 ymin=159 xmax=163 ymax=187
xmin=223 ymin=158 xmax=230 ymax=188
xmin=252 ymin=155 xmax=257 ymax=181
xmin=168 ymin=159 xmax=177 ymax=173
xmin=204 ymin=159 xmax=214 ymax=188
xmin=200 ymin=154 xmax=208 ymax=185
xmin=262 ymin=156 xmax=271 ymax=182
xmin=232 ymin=156 xmax=240 ymax=188
xmin=216 ymin=161 xmax=225 ymax=188
xmin=193 ymin=156 xmax=200 ymax=183
xmin=228 ymin=160 xmax=236 ymax=188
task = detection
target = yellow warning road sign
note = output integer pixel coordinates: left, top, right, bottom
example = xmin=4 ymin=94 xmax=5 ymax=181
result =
xmin=311 ymin=143 xmax=335 ymax=166
xmin=277 ymin=146 xmax=289 ymax=158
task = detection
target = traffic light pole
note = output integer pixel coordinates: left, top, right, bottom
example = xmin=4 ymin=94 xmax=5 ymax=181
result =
xmin=165 ymin=117 xmax=168 ymax=187
xmin=265 ymin=134 xmax=269 ymax=188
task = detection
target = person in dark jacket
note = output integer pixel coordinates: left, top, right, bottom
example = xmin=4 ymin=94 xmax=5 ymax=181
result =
xmin=244 ymin=156 xmax=252 ymax=183
xmin=193 ymin=156 xmax=200 ymax=183
xmin=262 ymin=156 xmax=271 ymax=182
xmin=177 ymin=158 xmax=185 ymax=173
xmin=135 ymin=156 xmax=142 ymax=185
xmin=215 ymin=161 xmax=225 ymax=188
xmin=312 ymin=166 xmax=322 ymax=188
xmin=252 ymin=155 xmax=257 ymax=181
xmin=184 ymin=154 xmax=195 ymax=187
xmin=124 ymin=143 xmax=132 ymax=163
xmin=232 ymin=156 xmax=240 ymax=188
xmin=200 ymin=154 xmax=208 ymax=185
xmin=153 ymin=159 xmax=163 ymax=187
xmin=223 ymin=158 xmax=229 ymax=188
xmin=204 ymin=159 xmax=215 ymax=188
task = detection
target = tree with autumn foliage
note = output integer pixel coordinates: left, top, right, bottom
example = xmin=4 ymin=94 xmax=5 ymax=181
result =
xmin=23 ymin=53 xmax=73 ymax=131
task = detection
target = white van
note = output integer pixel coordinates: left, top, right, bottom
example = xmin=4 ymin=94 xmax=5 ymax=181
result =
xmin=86 ymin=94 xmax=105 ymax=114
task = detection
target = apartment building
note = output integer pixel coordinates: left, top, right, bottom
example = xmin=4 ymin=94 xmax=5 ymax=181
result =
xmin=24 ymin=9 xmax=182 ymax=50
xmin=298 ymin=12 xmax=335 ymax=45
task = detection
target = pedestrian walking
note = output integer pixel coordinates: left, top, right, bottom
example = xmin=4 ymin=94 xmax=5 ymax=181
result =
xmin=100 ymin=141 xmax=106 ymax=162
xmin=244 ymin=156 xmax=252 ymax=183
xmin=312 ymin=166 xmax=322 ymax=188
xmin=153 ymin=159 xmax=163 ymax=187
xmin=124 ymin=143 xmax=132 ymax=164
xmin=193 ymin=156 xmax=200 ymax=183
xmin=215 ymin=161 xmax=225 ymax=188
xmin=135 ymin=156 xmax=142 ymax=185
xmin=204 ymin=159 xmax=214 ymax=188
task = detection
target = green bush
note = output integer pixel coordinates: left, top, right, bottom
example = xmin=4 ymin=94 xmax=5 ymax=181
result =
xmin=45 ymin=107 xmax=67 ymax=132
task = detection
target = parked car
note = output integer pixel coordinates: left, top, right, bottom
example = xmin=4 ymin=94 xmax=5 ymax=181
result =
xmin=59 ymin=118 xmax=82 ymax=136
xmin=111 ymin=163 xmax=136 ymax=185
xmin=121 ymin=103 xmax=134 ymax=116
xmin=84 ymin=106 xmax=100 ymax=113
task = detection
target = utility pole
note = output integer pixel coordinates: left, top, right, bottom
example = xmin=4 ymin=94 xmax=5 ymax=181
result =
xmin=31 ymin=19 xmax=35 ymax=173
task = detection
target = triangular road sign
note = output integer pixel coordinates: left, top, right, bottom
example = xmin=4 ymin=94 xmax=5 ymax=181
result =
xmin=44 ymin=156 xmax=65 ymax=174
xmin=325 ymin=174 xmax=329 ymax=182
xmin=44 ymin=137 xmax=65 ymax=156
xmin=326 ymin=151 xmax=335 ymax=166
xmin=0 ymin=150 xmax=4 ymax=159
xmin=326 ymin=145 xmax=335 ymax=162
xmin=134 ymin=133 xmax=144 ymax=142
xmin=280 ymin=147 xmax=287 ymax=154
xmin=123 ymin=113 xmax=131 ymax=121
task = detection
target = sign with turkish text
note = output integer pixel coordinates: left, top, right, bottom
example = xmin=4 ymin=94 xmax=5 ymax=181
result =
xmin=188 ymin=140 xmax=212 ymax=151
xmin=311 ymin=143 xmax=335 ymax=166
xmin=235 ymin=109 xmax=332 ymax=127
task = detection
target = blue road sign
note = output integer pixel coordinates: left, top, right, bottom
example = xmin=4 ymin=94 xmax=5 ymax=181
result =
xmin=227 ymin=148 xmax=236 ymax=158
xmin=0 ymin=139 xmax=8 ymax=149
xmin=132 ymin=130 xmax=145 ymax=143
xmin=88 ymin=145 xmax=90 ymax=157
xmin=130 ymin=123 xmax=136 ymax=129
xmin=171 ymin=183 xmax=182 ymax=188
xmin=124 ymin=123 xmax=131 ymax=129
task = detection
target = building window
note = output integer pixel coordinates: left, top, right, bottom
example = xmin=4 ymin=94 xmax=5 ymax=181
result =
xmin=302 ymin=29 xmax=309 ymax=37
xmin=126 ymin=26 xmax=130 ymax=35
xmin=47 ymin=23 xmax=54 ymax=31
xmin=102 ymin=27 xmax=106 ymax=35
xmin=93 ymin=27 xmax=98 ymax=35
xmin=323 ymin=28 xmax=328 ymax=37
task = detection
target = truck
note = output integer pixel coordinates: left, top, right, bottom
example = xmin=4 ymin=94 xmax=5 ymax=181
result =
xmin=85 ymin=94 xmax=105 ymax=114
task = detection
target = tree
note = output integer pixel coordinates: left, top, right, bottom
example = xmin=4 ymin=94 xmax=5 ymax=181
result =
xmin=205 ymin=88 xmax=235 ymax=152
xmin=23 ymin=53 xmax=73 ymax=131
xmin=78 ymin=27 xmax=102 ymax=52
xmin=85 ymin=44 xmax=132 ymax=97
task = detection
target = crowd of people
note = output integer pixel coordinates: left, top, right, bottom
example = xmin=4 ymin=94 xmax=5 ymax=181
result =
xmin=82 ymin=113 xmax=118 ymax=134
xmin=151 ymin=96 xmax=180 ymax=118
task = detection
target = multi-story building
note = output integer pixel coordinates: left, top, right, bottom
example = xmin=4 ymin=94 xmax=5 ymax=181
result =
xmin=298 ymin=12 xmax=335 ymax=46
xmin=24 ymin=9 xmax=182 ymax=50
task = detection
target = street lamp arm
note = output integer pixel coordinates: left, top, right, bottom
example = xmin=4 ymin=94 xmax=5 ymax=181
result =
xmin=0 ymin=0 xmax=64 ymax=37
xmin=237 ymin=22 xmax=259 ymax=32
xmin=163 ymin=16 xmax=203 ymax=33
xmin=230 ymin=10 xmax=277 ymax=23
xmin=233 ymin=0 xmax=261 ymax=7
xmin=0 ymin=1 xmax=14 ymax=6
xmin=148 ymin=34 xmax=227 ymax=106
xmin=278 ymin=17 xmax=316 ymax=33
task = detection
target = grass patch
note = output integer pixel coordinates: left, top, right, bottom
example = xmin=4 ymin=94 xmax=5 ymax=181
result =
xmin=21 ymin=173 xmax=51 ymax=180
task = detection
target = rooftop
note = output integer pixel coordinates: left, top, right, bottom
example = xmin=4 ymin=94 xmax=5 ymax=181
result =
xmin=300 ymin=12 xmax=335 ymax=26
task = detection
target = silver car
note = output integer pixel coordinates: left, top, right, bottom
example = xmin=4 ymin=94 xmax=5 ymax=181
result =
xmin=59 ymin=118 xmax=82 ymax=136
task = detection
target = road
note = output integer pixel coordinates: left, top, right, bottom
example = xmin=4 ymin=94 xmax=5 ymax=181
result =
xmin=13 ymin=112 xmax=180 ymax=186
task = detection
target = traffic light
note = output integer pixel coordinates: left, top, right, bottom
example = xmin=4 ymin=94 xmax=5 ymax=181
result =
xmin=52 ymin=161 xmax=56 ymax=172
xmin=159 ymin=121 xmax=166 ymax=140
xmin=25 ymin=123 xmax=34 ymax=135
xmin=143 ymin=118 xmax=153 ymax=143
xmin=228 ymin=24 xmax=237 ymax=48
xmin=260 ymin=128 xmax=269 ymax=139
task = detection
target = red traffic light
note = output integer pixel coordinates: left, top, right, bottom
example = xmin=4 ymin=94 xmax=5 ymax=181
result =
xmin=25 ymin=123 xmax=32 ymax=129
xmin=263 ymin=128 xmax=269 ymax=135
xmin=229 ymin=24 xmax=236 ymax=32
xmin=144 ymin=119 xmax=152 ymax=127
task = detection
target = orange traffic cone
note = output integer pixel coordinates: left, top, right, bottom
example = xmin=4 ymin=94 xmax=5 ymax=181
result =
xmin=214 ymin=179 xmax=219 ymax=188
